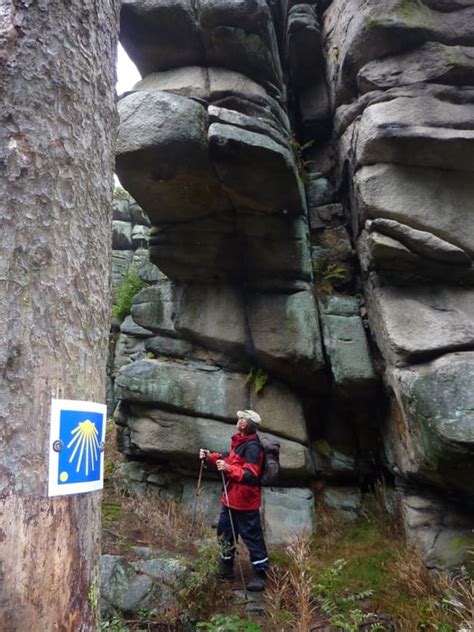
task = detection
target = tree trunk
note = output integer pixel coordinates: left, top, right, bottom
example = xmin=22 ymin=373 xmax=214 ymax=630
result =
xmin=0 ymin=1 xmax=119 ymax=629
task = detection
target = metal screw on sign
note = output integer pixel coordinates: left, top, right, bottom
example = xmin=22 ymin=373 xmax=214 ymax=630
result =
xmin=52 ymin=440 xmax=64 ymax=453
xmin=99 ymin=441 xmax=106 ymax=452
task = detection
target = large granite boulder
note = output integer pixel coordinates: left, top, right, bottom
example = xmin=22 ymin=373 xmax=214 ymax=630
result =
xmin=126 ymin=408 xmax=313 ymax=480
xmin=247 ymin=289 xmax=325 ymax=388
xmin=323 ymin=0 xmax=474 ymax=104
xmin=400 ymin=492 xmax=474 ymax=572
xmin=174 ymin=284 xmax=248 ymax=355
xmin=120 ymin=0 xmax=285 ymax=98
xmin=208 ymin=122 xmax=304 ymax=215
xmin=116 ymin=92 xmax=227 ymax=224
xmin=100 ymin=553 xmax=186 ymax=616
xmin=115 ymin=359 xmax=309 ymax=443
xmin=385 ymin=353 xmax=474 ymax=494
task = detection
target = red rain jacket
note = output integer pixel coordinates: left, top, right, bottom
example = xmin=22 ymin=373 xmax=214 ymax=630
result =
xmin=209 ymin=433 xmax=264 ymax=511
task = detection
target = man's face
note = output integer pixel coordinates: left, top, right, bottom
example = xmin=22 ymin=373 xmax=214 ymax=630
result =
xmin=236 ymin=417 xmax=247 ymax=433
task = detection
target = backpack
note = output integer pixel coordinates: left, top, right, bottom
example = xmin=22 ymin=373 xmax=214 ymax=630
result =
xmin=259 ymin=435 xmax=281 ymax=486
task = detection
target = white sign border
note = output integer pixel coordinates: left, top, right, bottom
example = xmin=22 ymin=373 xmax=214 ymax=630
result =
xmin=48 ymin=399 xmax=107 ymax=497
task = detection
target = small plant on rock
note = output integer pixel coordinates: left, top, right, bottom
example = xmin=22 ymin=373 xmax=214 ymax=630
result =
xmin=112 ymin=266 xmax=147 ymax=323
xmin=113 ymin=185 xmax=132 ymax=201
xmin=313 ymin=256 xmax=347 ymax=295
xmin=99 ymin=617 xmax=129 ymax=632
xmin=288 ymin=137 xmax=315 ymax=184
xmin=244 ymin=368 xmax=268 ymax=395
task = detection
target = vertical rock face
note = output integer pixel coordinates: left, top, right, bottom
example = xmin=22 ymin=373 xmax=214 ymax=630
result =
xmin=323 ymin=0 xmax=474 ymax=568
xmin=113 ymin=0 xmax=474 ymax=565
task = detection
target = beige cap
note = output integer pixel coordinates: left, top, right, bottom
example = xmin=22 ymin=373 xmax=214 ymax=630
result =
xmin=236 ymin=409 xmax=262 ymax=425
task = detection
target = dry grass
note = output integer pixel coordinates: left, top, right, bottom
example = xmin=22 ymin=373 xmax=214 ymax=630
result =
xmin=264 ymin=534 xmax=322 ymax=632
xmin=104 ymin=419 xmax=125 ymax=480
xmin=122 ymin=490 xmax=213 ymax=553
xmin=391 ymin=548 xmax=442 ymax=600
xmin=314 ymin=498 xmax=343 ymax=549
xmin=364 ymin=478 xmax=404 ymax=541
xmin=264 ymin=566 xmax=294 ymax=628
xmin=444 ymin=576 xmax=474 ymax=630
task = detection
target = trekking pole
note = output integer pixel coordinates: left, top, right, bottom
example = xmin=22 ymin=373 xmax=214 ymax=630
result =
xmin=220 ymin=469 xmax=248 ymax=601
xmin=189 ymin=457 xmax=205 ymax=538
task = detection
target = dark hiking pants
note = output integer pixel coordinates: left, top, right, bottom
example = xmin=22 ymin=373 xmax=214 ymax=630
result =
xmin=217 ymin=505 xmax=269 ymax=573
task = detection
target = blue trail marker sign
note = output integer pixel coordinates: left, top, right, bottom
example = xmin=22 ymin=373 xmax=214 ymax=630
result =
xmin=48 ymin=399 xmax=107 ymax=497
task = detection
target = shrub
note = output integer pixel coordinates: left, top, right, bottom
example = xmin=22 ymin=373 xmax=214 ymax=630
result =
xmin=178 ymin=540 xmax=224 ymax=621
xmin=112 ymin=266 xmax=147 ymax=323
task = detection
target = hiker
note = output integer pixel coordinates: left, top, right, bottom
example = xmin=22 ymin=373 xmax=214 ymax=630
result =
xmin=199 ymin=409 xmax=269 ymax=592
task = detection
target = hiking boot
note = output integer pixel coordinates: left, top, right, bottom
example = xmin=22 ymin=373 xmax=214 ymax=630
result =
xmin=246 ymin=571 xmax=266 ymax=592
xmin=218 ymin=559 xmax=235 ymax=580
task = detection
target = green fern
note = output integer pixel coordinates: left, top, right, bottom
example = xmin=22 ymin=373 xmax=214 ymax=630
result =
xmin=313 ymin=257 xmax=347 ymax=295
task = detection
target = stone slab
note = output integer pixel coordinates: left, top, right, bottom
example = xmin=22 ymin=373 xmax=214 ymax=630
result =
xmin=355 ymin=163 xmax=474 ymax=256
xmin=356 ymin=96 xmax=474 ymax=171
xmin=125 ymin=407 xmax=312 ymax=480
xmin=366 ymin=281 xmax=474 ymax=365
xmin=174 ymin=284 xmax=247 ymax=354
xmin=321 ymin=313 xmax=376 ymax=396
xmin=262 ymin=487 xmax=315 ymax=544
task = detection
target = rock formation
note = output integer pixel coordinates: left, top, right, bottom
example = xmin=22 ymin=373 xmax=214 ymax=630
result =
xmin=111 ymin=0 xmax=474 ymax=568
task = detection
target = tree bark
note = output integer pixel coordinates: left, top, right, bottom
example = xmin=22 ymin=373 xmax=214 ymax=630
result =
xmin=0 ymin=1 xmax=119 ymax=629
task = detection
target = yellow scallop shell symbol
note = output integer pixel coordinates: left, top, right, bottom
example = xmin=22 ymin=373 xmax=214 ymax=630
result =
xmin=67 ymin=419 xmax=100 ymax=476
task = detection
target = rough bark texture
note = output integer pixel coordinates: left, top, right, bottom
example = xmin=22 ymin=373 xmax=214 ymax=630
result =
xmin=0 ymin=1 xmax=119 ymax=629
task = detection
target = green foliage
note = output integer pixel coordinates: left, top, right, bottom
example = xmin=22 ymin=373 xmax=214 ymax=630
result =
xmin=113 ymin=186 xmax=131 ymax=201
xmin=330 ymin=609 xmax=386 ymax=631
xmin=197 ymin=614 xmax=262 ymax=632
xmin=312 ymin=256 xmax=347 ymax=295
xmin=137 ymin=607 xmax=154 ymax=619
xmin=244 ymin=368 xmax=268 ymax=395
xmin=99 ymin=617 xmax=129 ymax=632
xmin=288 ymin=137 xmax=315 ymax=184
xmin=112 ymin=266 xmax=147 ymax=323
xmin=314 ymin=440 xmax=332 ymax=459
xmin=177 ymin=541 xmax=222 ymax=620
xmin=314 ymin=558 xmax=388 ymax=629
